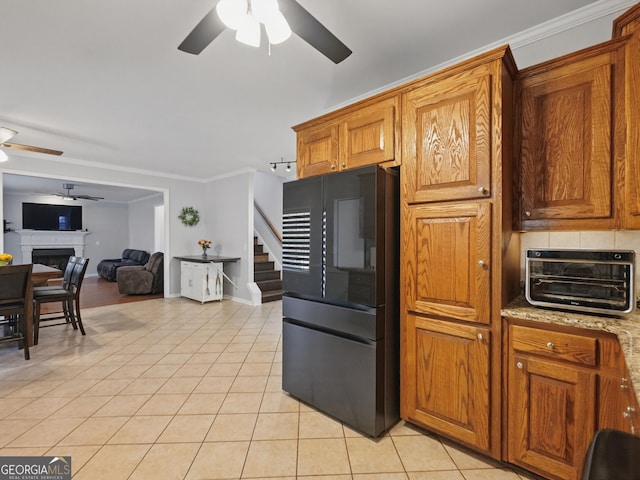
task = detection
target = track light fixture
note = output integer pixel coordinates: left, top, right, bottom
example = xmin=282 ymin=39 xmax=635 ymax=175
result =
xmin=270 ymin=158 xmax=292 ymax=172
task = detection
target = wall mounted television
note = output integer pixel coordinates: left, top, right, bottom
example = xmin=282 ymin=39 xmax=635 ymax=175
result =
xmin=22 ymin=202 xmax=83 ymax=231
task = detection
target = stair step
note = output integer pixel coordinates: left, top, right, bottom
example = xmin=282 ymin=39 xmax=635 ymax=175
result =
xmin=255 ymin=270 xmax=281 ymax=282
xmin=253 ymin=236 xmax=282 ymax=304
xmin=254 ymin=252 xmax=269 ymax=263
xmin=257 ymin=279 xmax=282 ymax=292
xmin=261 ymin=291 xmax=282 ymax=303
xmin=254 ymin=261 xmax=275 ymax=271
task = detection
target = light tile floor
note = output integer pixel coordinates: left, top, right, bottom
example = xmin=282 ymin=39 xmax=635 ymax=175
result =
xmin=0 ymin=298 xmax=541 ymax=479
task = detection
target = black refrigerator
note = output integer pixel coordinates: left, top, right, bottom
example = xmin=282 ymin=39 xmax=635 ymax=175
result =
xmin=281 ymin=164 xmax=399 ymax=437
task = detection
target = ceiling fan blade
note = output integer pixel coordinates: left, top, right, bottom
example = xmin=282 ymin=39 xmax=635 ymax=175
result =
xmin=178 ymin=4 xmax=227 ymax=55
xmin=278 ymin=0 xmax=352 ymax=64
xmin=0 ymin=127 xmax=18 ymax=144
xmin=76 ymin=195 xmax=104 ymax=201
xmin=2 ymin=142 xmax=63 ymax=156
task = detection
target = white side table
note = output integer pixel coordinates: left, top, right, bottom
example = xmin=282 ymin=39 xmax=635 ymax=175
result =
xmin=175 ymin=255 xmax=240 ymax=303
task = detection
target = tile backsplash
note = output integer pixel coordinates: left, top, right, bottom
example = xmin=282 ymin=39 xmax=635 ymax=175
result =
xmin=519 ymin=230 xmax=640 ymax=296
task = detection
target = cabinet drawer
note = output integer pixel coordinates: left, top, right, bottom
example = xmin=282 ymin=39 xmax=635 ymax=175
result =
xmin=511 ymin=324 xmax=597 ymax=366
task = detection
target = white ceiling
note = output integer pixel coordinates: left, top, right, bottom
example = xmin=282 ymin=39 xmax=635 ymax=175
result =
xmin=0 ymin=0 xmax=631 ymax=200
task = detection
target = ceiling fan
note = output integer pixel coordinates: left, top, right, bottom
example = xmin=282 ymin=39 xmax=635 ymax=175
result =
xmin=49 ymin=183 xmax=104 ymax=201
xmin=178 ymin=0 xmax=352 ymax=64
xmin=0 ymin=127 xmax=63 ymax=156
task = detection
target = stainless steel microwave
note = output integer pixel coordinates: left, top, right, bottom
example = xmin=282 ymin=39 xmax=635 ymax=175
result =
xmin=525 ymin=249 xmax=636 ymax=316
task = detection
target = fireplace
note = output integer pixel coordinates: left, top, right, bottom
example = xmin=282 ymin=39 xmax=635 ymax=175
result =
xmin=14 ymin=230 xmax=90 ymax=264
xmin=32 ymin=248 xmax=76 ymax=270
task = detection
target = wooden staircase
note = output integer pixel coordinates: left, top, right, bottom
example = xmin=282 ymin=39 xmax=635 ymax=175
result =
xmin=254 ymin=237 xmax=282 ymax=303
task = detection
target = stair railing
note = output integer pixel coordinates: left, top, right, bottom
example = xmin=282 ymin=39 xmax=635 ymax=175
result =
xmin=254 ymin=202 xmax=282 ymax=245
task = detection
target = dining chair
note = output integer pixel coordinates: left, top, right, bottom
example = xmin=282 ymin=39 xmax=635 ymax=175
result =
xmin=33 ymin=255 xmax=77 ymax=292
xmin=0 ymin=263 xmax=33 ymax=360
xmin=582 ymin=428 xmax=640 ymax=479
xmin=33 ymin=257 xmax=89 ymax=345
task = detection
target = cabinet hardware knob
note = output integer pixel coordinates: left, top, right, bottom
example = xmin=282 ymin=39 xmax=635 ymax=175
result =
xmin=621 ymin=377 xmax=630 ymax=390
xmin=478 ymin=186 xmax=488 ymax=195
xmin=342 ymin=162 xmax=346 ymax=167
xmin=478 ymin=260 xmax=486 ymax=268
xmin=524 ymin=210 xmax=532 ymax=217
xmin=331 ymin=164 xmax=336 ymax=170
xmin=477 ymin=333 xmax=483 ymax=340
xmin=546 ymin=342 xmax=554 ymax=349
xmin=516 ymin=362 xmax=524 ymax=369
xmin=624 ymin=411 xmax=634 ymax=419
xmin=627 ymin=406 xmax=636 ymax=413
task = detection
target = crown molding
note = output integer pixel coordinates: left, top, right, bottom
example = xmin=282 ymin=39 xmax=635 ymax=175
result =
xmin=333 ymin=0 xmax=637 ymax=110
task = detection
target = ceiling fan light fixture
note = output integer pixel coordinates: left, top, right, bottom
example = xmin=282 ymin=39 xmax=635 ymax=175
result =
xmin=236 ymin=13 xmax=261 ymax=47
xmin=0 ymin=149 xmax=8 ymax=163
xmin=264 ymin=10 xmax=291 ymax=44
xmin=216 ymin=0 xmax=248 ymax=30
xmin=0 ymin=128 xmax=18 ymax=145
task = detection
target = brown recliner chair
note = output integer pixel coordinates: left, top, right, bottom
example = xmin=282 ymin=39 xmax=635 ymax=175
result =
xmin=116 ymin=252 xmax=164 ymax=295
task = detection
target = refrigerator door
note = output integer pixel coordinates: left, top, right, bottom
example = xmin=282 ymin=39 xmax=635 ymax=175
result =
xmin=324 ymin=166 xmax=379 ymax=307
xmin=282 ymin=175 xmax=323 ymax=301
xmin=282 ymin=319 xmax=385 ymax=437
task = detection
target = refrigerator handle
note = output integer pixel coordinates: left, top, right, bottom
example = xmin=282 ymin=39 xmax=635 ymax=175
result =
xmin=322 ymin=210 xmax=327 ymax=298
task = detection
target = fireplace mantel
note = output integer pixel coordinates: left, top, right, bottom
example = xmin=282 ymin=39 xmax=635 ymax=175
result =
xmin=14 ymin=229 xmax=90 ymax=264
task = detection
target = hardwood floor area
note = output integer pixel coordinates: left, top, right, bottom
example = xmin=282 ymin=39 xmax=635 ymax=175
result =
xmin=81 ymin=275 xmax=163 ymax=308
xmin=46 ymin=274 xmax=163 ymax=310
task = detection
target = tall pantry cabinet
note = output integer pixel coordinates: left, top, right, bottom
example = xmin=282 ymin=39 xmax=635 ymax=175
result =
xmin=400 ymin=46 xmax=521 ymax=458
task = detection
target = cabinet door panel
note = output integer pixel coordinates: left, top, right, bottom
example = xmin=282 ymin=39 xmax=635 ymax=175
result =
xmin=403 ymin=314 xmax=490 ymax=451
xmin=403 ymin=202 xmax=491 ymax=324
xmin=297 ymin=123 xmax=339 ymax=178
xmin=519 ymin=52 xmax=614 ymax=224
xmin=341 ymin=97 xmax=398 ymax=170
xmin=508 ymin=355 xmax=595 ymax=480
xmin=403 ymin=66 xmax=492 ymax=203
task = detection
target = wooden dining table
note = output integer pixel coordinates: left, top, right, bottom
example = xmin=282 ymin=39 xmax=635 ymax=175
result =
xmin=31 ymin=263 xmax=63 ymax=287
xmin=24 ymin=264 xmax=62 ymax=347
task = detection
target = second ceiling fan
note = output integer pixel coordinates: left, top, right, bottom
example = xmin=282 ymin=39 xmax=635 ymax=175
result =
xmin=0 ymin=127 xmax=63 ymax=156
xmin=178 ymin=0 xmax=352 ymax=64
xmin=50 ymin=184 xmax=104 ymax=201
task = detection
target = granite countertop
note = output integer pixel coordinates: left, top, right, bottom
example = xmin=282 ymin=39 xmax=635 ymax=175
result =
xmin=502 ymin=296 xmax=640 ymax=400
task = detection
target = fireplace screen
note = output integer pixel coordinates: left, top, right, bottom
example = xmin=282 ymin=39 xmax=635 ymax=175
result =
xmin=32 ymin=248 xmax=75 ymax=270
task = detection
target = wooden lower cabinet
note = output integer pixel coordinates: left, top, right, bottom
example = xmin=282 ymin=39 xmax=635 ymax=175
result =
xmin=402 ymin=314 xmax=491 ymax=451
xmin=507 ymin=353 xmax=596 ymax=480
xmin=598 ymin=373 xmax=636 ymax=433
xmin=505 ymin=318 xmax=640 ymax=480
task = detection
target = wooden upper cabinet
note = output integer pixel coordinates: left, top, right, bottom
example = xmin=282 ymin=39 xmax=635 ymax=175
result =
xmin=296 ymin=122 xmax=339 ymax=178
xmin=517 ymin=39 xmax=627 ymax=230
xmin=403 ymin=64 xmax=492 ymax=203
xmin=403 ymin=202 xmax=491 ymax=324
xmin=614 ymin=3 xmax=640 ymax=228
xmin=294 ymin=96 xmax=399 ymax=178
xmin=340 ymin=96 xmax=399 ymax=170
xmin=403 ymin=314 xmax=491 ymax=451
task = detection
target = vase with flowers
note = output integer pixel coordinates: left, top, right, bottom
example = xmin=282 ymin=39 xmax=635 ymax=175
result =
xmin=198 ymin=239 xmax=212 ymax=258
xmin=0 ymin=253 xmax=13 ymax=266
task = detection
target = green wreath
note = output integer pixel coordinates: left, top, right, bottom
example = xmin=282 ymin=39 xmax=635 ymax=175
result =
xmin=178 ymin=206 xmax=200 ymax=226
